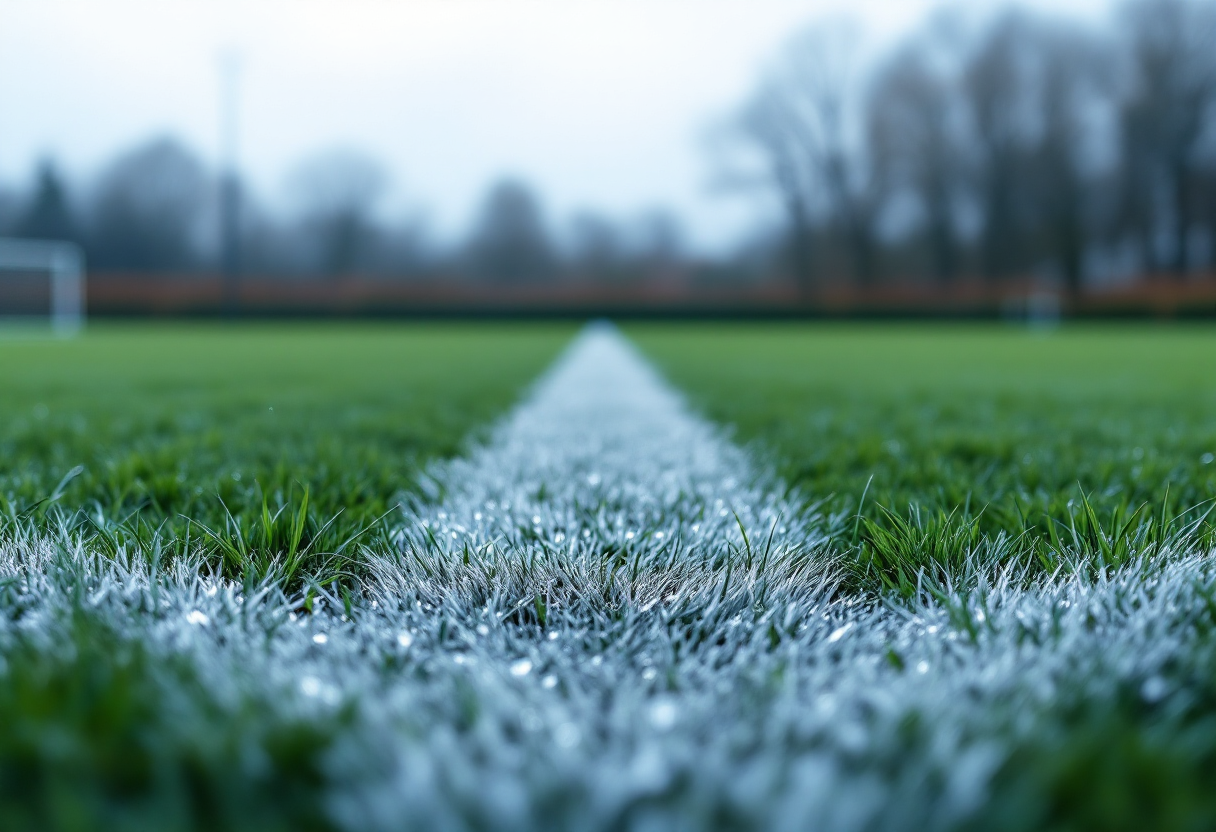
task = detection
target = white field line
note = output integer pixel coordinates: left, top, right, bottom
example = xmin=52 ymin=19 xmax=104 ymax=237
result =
xmin=1 ymin=324 xmax=1214 ymax=830
xmin=374 ymin=321 xmax=832 ymax=593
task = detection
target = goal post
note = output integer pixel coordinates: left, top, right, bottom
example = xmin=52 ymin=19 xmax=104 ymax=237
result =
xmin=0 ymin=238 xmax=85 ymax=334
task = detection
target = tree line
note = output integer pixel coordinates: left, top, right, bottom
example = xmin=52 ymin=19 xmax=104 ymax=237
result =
xmin=4 ymin=0 xmax=1215 ymax=293
xmin=0 ymin=142 xmax=685 ymax=284
xmin=727 ymin=0 xmax=1216 ymax=294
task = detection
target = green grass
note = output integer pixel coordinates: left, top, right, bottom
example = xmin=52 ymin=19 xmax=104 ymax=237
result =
xmin=634 ymin=324 xmax=1216 ymax=590
xmin=0 ymin=323 xmax=571 ymax=584
xmin=7 ymin=321 xmax=1216 ymax=831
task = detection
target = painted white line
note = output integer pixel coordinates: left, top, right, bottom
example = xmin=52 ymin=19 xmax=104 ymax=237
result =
xmin=374 ymin=322 xmax=832 ymax=596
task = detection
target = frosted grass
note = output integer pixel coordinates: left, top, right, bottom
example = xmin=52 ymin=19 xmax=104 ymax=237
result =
xmin=2 ymin=324 xmax=1215 ymax=829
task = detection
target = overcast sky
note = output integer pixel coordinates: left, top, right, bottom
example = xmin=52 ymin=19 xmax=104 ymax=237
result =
xmin=0 ymin=0 xmax=1114 ymax=251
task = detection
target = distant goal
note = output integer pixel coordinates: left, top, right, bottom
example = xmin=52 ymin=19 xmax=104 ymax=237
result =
xmin=0 ymin=238 xmax=85 ymax=334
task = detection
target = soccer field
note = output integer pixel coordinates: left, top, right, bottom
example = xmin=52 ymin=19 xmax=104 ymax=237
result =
xmin=3 ymin=322 xmax=1216 ymax=831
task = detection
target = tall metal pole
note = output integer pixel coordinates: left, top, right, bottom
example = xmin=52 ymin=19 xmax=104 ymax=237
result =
xmin=218 ymin=49 xmax=243 ymax=317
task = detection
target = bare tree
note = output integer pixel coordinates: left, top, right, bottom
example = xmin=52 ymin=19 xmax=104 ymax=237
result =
xmin=736 ymin=83 xmax=818 ymax=291
xmin=567 ymin=211 xmax=624 ymax=281
xmin=88 ymin=136 xmax=208 ymax=272
xmin=288 ymin=149 xmax=389 ymax=278
xmin=960 ymin=12 xmax=1044 ymax=281
xmin=736 ymin=20 xmax=881 ymax=288
xmin=1027 ymin=20 xmax=1114 ymax=295
xmin=1116 ymin=0 xmax=1216 ymax=275
xmin=868 ymin=29 xmax=967 ymax=283
xmin=465 ymin=179 xmax=556 ymax=283
xmin=13 ymin=160 xmax=81 ymax=243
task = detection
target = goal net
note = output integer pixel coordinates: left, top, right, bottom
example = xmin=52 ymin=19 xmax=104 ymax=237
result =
xmin=0 ymin=238 xmax=85 ymax=334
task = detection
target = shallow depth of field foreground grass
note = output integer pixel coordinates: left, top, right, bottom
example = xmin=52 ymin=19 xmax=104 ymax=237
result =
xmin=4 ymin=321 xmax=1216 ymax=832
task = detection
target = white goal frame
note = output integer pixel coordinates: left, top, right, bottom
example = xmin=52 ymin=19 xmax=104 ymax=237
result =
xmin=0 ymin=238 xmax=85 ymax=334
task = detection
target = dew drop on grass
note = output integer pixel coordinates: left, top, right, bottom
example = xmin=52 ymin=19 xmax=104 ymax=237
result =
xmin=397 ymin=632 xmax=413 ymax=648
xmin=649 ymin=697 xmax=679 ymax=731
xmin=555 ymin=723 xmax=580 ymax=748
xmin=917 ymin=661 xmax=930 ymax=674
xmin=542 ymin=674 xmax=558 ymax=689
xmin=510 ymin=659 xmax=533 ymax=677
xmin=1142 ymin=676 xmax=1170 ymax=703
xmin=312 ymin=633 xmax=328 ymax=645
xmin=477 ymin=624 xmax=490 ymax=636
xmin=827 ymin=623 xmax=853 ymax=643
xmin=300 ymin=676 xmax=321 ymax=697
xmin=1203 ymin=453 xmax=1214 ymax=465
xmin=186 ymin=610 xmax=209 ymax=626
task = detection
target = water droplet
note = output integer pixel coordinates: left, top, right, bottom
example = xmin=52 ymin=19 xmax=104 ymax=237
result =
xmin=625 ymin=531 xmax=635 ymax=540
xmin=827 ymin=623 xmax=853 ymax=643
xmin=649 ymin=697 xmax=679 ymax=730
xmin=642 ymin=667 xmax=657 ymax=681
xmin=300 ymin=676 xmax=321 ymax=697
xmin=916 ymin=661 xmax=930 ymax=674
xmin=397 ymin=632 xmax=413 ymax=648
xmin=1203 ymin=453 xmax=1214 ymax=465
xmin=186 ymin=610 xmax=209 ymax=626
xmin=510 ymin=659 xmax=533 ymax=677
xmin=547 ymin=631 xmax=559 ymax=641
xmin=1142 ymin=675 xmax=1170 ymax=703
xmin=312 ymin=633 xmax=328 ymax=645
xmin=542 ymin=674 xmax=558 ymax=689
xmin=587 ymin=473 xmax=601 ymax=486
xmin=655 ymin=531 xmax=664 ymax=539
xmin=477 ymin=624 xmax=490 ymax=636
xmin=555 ymin=723 xmax=580 ymax=748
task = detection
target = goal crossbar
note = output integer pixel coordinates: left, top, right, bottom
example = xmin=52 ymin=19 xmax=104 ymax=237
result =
xmin=0 ymin=238 xmax=85 ymax=334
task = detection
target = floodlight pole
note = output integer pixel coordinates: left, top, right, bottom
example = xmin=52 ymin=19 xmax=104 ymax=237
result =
xmin=218 ymin=48 xmax=243 ymax=317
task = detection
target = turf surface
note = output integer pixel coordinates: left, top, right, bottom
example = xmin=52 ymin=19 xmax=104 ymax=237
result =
xmin=635 ymin=323 xmax=1216 ymax=590
xmin=5 ymin=321 xmax=1216 ymax=831
xmin=0 ymin=324 xmax=572 ymax=582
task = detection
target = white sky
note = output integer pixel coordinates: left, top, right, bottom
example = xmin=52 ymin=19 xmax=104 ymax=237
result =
xmin=0 ymin=0 xmax=1114 ymax=251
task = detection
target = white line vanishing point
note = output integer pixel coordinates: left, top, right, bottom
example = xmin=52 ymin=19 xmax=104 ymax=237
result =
xmin=383 ymin=321 xmax=828 ymax=577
